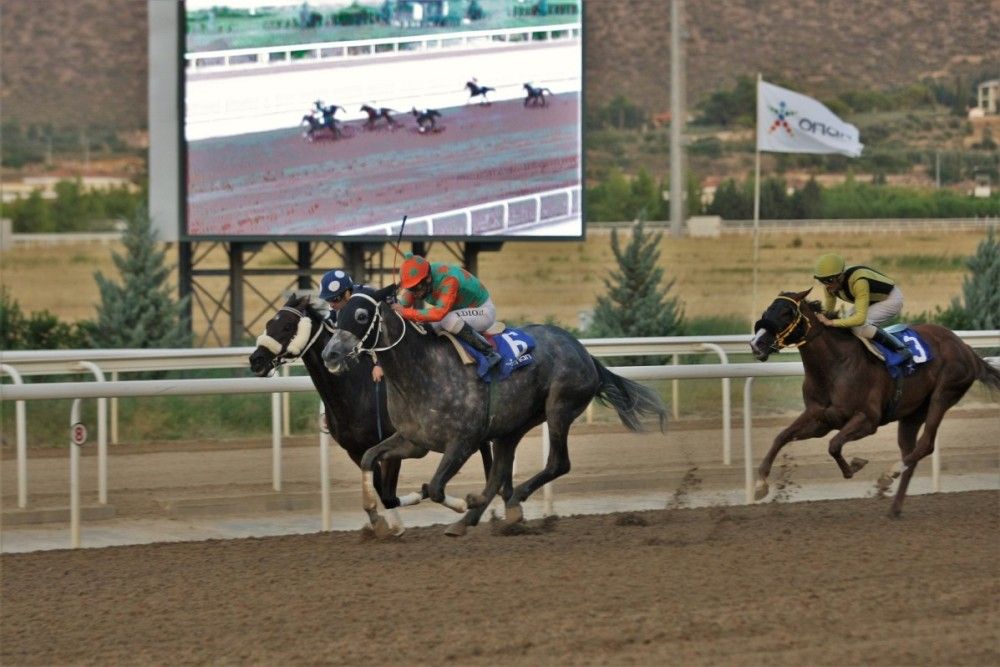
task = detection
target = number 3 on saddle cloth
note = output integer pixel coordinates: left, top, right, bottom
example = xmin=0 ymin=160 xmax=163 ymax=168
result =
xmin=458 ymin=329 xmax=537 ymax=382
xmin=871 ymin=325 xmax=933 ymax=379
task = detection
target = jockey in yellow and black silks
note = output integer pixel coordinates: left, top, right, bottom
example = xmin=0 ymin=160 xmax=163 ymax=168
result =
xmin=392 ymin=253 xmax=501 ymax=369
xmin=813 ymin=253 xmax=913 ymax=364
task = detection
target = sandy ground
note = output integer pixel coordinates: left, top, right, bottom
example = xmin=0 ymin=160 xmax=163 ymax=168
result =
xmin=1 ymin=406 xmax=998 ymax=664
xmin=1 ymin=488 xmax=998 ymax=665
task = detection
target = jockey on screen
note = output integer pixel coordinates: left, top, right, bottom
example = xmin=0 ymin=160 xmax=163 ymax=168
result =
xmin=812 ymin=253 xmax=913 ymax=365
xmin=392 ymin=253 xmax=502 ymax=370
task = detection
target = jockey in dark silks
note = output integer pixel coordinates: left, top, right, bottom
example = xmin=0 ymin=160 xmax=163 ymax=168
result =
xmin=392 ymin=253 xmax=501 ymax=369
xmin=319 ymin=268 xmax=385 ymax=381
xmin=813 ymin=253 xmax=913 ymax=364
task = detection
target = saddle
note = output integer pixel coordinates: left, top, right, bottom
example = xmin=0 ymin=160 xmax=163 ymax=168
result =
xmin=437 ymin=323 xmax=536 ymax=382
xmin=436 ymin=322 xmax=506 ymax=365
xmin=867 ymin=324 xmax=932 ymax=379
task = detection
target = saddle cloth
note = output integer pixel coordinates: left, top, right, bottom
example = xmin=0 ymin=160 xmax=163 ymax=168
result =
xmin=869 ymin=325 xmax=933 ymax=379
xmin=438 ymin=326 xmax=536 ymax=382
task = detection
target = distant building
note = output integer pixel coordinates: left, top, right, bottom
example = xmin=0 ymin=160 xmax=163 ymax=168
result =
xmin=975 ymin=79 xmax=999 ymax=116
xmin=395 ymin=0 xmax=449 ymax=27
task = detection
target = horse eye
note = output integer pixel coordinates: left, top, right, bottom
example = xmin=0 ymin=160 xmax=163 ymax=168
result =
xmin=354 ymin=309 xmax=369 ymax=325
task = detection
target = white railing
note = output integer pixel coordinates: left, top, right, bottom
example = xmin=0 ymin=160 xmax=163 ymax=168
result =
xmin=590 ymin=217 xmax=1000 ymax=234
xmin=3 ymin=355 xmax=998 ymax=548
xmin=186 ymin=24 xmax=582 ymax=73
xmin=344 ymin=186 xmax=581 ymax=237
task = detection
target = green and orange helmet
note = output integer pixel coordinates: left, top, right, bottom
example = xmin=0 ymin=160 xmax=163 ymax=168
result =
xmin=399 ymin=254 xmax=430 ymax=289
xmin=814 ymin=253 xmax=845 ymax=280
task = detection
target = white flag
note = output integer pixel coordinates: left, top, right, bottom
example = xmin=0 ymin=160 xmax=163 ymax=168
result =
xmin=757 ymin=80 xmax=863 ymax=157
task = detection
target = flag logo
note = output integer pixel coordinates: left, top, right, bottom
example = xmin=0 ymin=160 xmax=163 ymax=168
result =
xmin=767 ymin=101 xmax=796 ymax=136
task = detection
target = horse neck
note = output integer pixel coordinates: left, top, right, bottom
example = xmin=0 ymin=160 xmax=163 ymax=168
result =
xmin=301 ymin=315 xmax=361 ymax=413
xmin=798 ymin=319 xmax=861 ymax=374
xmin=373 ymin=313 xmax=435 ymax=389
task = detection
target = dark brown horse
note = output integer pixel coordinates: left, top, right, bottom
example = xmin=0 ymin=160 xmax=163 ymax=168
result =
xmin=749 ymin=289 xmax=1000 ymax=516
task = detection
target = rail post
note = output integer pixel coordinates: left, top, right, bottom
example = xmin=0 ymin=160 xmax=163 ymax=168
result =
xmin=319 ymin=401 xmax=331 ymax=531
xmin=1 ymin=364 xmax=28 ymax=508
xmin=69 ymin=399 xmax=87 ymax=548
xmin=743 ymin=377 xmax=756 ymax=504
xmin=75 ymin=361 xmax=108 ymax=504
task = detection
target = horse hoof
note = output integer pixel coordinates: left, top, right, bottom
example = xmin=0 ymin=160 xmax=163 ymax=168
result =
xmin=444 ymin=521 xmax=467 ymax=537
xmin=888 ymin=506 xmax=903 ymax=519
xmin=504 ymin=504 xmax=524 ymax=525
xmin=850 ymin=457 xmax=869 ymax=473
xmin=372 ymin=516 xmax=395 ymax=539
xmin=876 ymin=474 xmax=894 ymax=491
xmin=753 ymin=481 xmax=770 ymax=501
xmin=465 ymin=493 xmax=487 ymax=509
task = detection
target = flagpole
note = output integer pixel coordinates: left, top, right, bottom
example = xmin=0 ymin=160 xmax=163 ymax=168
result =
xmin=751 ymin=72 xmax=762 ymax=331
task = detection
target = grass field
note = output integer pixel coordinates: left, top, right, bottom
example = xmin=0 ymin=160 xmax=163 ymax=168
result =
xmin=1 ymin=227 xmax=991 ymax=335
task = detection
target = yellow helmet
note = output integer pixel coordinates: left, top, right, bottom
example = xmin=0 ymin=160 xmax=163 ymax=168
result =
xmin=814 ymin=253 xmax=845 ymax=279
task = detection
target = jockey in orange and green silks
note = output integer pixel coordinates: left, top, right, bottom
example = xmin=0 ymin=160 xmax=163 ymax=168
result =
xmin=393 ymin=253 xmax=501 ymax=368
xmin=813 ymin=252 xmax=912 ymax=363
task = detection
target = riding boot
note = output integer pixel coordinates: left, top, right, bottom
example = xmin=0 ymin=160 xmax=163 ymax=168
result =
xmin=455 ymin=323 xmax=501 ymax=370
xmin=872 ymin=328 xmax=913 ymax=364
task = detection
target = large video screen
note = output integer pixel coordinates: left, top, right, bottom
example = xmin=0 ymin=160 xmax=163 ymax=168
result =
xmin=183 ymin=0 xmax=582 ymax=240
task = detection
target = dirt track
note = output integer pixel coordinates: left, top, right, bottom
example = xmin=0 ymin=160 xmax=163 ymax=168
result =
xmin=188 ymin=95 xmax=579 ymax=236
xmin=2 ymin=490 xmax=997 ymax=666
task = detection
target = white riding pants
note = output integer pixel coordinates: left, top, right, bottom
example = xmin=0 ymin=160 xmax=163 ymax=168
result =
xmin=847 ymin=286 xmax=904 ymax=339
xmin=430 ymin=298 xmax=496 ymax=334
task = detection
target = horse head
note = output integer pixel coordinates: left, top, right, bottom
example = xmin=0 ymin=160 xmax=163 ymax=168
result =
xmin=322 ymin=286 xmax=397 ymax=374
xmin=749 ymin=289 xmax=814 ymax=361
xmin=249 ymin=295 xmax=328 ymax=377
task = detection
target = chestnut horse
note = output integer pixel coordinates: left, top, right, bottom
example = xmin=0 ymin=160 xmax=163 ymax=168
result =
xmin=750 ymin=289 xmax=1000 ymax=516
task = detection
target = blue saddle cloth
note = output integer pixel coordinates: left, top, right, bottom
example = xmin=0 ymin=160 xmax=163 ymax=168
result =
xmin=458 ymin=328 xmax=536 ymax=382
xmin=872 ymin=326 xmax=933 ymax=379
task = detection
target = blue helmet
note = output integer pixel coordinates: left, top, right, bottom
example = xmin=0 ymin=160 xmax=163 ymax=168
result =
xmin=318 ymin=269 xmax=354 ymax=301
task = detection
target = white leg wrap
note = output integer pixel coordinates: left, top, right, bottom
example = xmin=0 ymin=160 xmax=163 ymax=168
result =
xmin=397 ymin=491 xmax=423 ymax=507
xmin=362 ymin=471 xmax=377 ymax=511
xmin=385 ymin=508 xmax=405 ymax=534
xmin=441 ymin=495 xmax=468 ymax=513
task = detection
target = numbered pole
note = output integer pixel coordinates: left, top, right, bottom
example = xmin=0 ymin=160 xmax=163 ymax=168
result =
xmin=69 ymin=399 xmax=87 ymax=549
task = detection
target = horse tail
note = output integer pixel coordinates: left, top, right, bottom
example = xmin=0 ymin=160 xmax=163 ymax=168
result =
xmin=976 ymin=354 xmax=1000 ymax=396
xmin=592 ymin=357 xmax=668 ymax=433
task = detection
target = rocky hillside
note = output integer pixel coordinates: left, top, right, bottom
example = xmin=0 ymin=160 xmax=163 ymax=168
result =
xmin=1 ymin=0 xmax=997 ymax=131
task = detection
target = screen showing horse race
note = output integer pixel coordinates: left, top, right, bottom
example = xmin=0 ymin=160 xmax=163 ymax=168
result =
xmin=182 ymin=0 xmax=583 ymax=240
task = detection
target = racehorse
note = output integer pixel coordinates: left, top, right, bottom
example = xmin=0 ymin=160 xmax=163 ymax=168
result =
xmin=411 ymin=107 xmax=442 ymax=133
xmin=749 ymin=289 xmax=1000 ymax=516
xmin=523 ymin=83 xmax=553 ymax=107
xmin=360 ymin=104 xmax=400 ymax=130
xmin=248 ymin=293 xmax=494 ymax=535
xmin=301 ymin=112 xmax=341 ymax=141
xmin=465 ymin=80 xmax=494 ymax=105
xmin=322 ymin=291 xmax=668 ymax=537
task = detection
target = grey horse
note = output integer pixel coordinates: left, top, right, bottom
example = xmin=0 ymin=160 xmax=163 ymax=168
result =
xmin=248 ymin=292 xmax=494 ymax=535
xmin=322 ymin=291 xmax=668 ymax=537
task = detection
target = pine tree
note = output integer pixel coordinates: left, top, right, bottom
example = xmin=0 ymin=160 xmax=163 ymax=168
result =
xmin=589 ymin=220 xmax=684 ymax=343
xmin=89 ymin=206 xmax=190 ymax=348
xmin=956 ymin=228 xmax=1000 ymax=329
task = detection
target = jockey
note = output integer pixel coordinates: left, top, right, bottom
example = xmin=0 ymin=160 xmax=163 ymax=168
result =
xmin=320 ymin=268 xmax=386 ymax=382
xmin=392 ymin=253 xmax=502 ymax=370
xmin=813 ymin=253 xmax=913 ymax=364
xmin=318 ymin=268 xmax=360 ymax=312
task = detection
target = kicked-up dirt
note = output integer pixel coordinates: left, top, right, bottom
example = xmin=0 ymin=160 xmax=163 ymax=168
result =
xmin=2 ymin=490 xmax=997 ymax=666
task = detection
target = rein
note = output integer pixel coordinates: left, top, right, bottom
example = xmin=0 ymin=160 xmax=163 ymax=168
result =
xmin=771 ymin=296 xmax=812 ymax=350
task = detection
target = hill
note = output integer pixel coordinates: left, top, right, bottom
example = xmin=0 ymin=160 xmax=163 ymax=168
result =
xmin=1 ymin=0 xmax=997 ymax=133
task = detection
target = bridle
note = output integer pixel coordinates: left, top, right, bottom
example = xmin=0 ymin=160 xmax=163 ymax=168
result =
xmin=256 ymin=305 xmax=333 ymax=374
xmin=766 ymin=296 xmax=813 ymax=350
xmin=347 ymin=293 xmax=407 ymax=361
